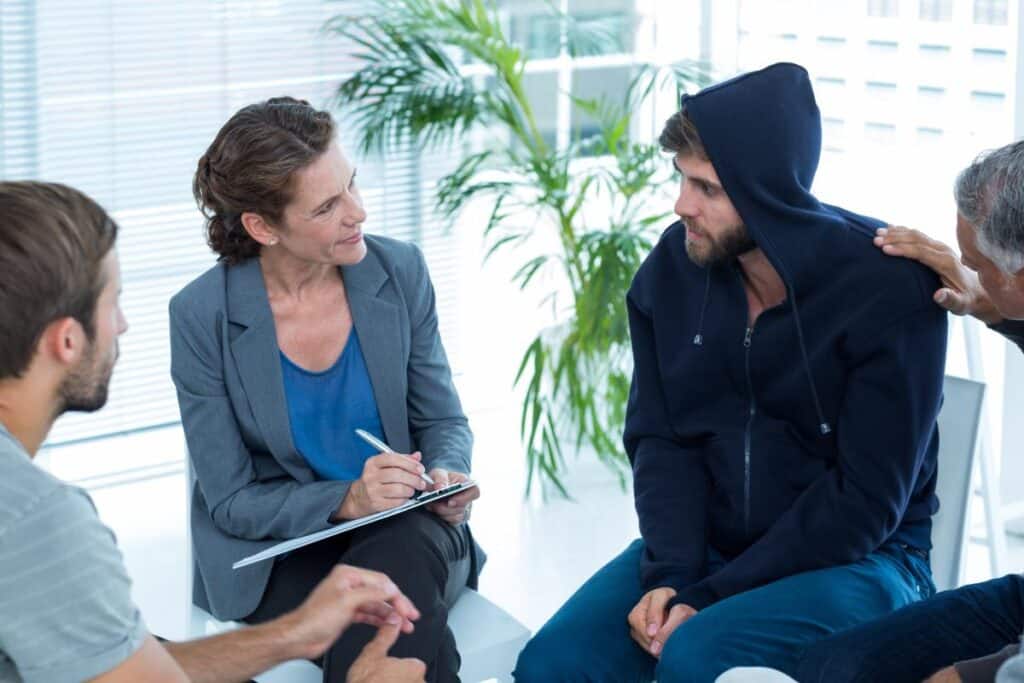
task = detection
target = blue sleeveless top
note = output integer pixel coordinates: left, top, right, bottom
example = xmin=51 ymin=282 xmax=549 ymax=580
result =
xmin=280 ymin=332 xmax=385 ymax=481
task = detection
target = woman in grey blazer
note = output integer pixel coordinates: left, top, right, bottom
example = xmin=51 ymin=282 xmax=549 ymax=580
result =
xmin=169 ymin=97 xmax=482 ymax=683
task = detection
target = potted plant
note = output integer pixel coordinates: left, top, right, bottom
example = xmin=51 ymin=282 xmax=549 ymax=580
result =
xmin=328 ymin=0 xmax=706 ymax=496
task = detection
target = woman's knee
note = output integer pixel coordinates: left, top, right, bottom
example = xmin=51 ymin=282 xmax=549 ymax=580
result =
xmin=346 ymin=512 xmax=452 ymax=568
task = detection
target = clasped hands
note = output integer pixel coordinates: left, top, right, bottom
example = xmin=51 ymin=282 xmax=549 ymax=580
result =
xmin=338 ymin=451 xmax=480 ymax=525
xmin=627 ymin=587 xmax=698 ymax=658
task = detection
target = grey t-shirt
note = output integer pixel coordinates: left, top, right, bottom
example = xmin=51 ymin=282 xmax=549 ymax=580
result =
xmin=0 ymin=424 xmax=147 ymax=682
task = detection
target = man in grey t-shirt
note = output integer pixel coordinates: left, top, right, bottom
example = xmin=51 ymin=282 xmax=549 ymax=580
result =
xmin=0 ymin=181 xmax=427 ymax=683
xmin=0 ymin=426 xmax=147 ymax=682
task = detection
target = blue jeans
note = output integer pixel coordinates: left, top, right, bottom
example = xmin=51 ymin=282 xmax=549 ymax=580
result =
xmin=794 ymin=573 xmax=1024 ymax=682
xmin=514 ymin=538 xmax=933 ymax=683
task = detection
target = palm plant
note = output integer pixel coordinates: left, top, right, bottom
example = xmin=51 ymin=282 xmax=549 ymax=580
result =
xmin=327 ymin=0 xmax=707 ymax=496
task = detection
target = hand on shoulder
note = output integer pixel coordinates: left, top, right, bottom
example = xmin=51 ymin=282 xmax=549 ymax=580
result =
xmin=875 ymin=226 xmax=1003 ymax=324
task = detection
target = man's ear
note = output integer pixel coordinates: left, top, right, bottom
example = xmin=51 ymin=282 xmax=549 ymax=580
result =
xmin=39 ymin=317 xmax=87 ymax=368
xmin=240 ymin=212 xmax=280 ymax=246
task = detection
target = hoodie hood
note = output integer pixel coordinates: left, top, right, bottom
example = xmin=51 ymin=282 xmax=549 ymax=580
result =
xmin=682 ymin=62 xmax=891 ymax=434
xmin=683 ymin=62 xmax=868 ymax=295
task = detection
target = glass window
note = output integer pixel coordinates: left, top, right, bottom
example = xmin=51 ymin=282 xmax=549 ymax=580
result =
xmin=917 ymin=84 xmax=947 ymax=101
xmin=866 ymin=81 xmax=899 ymax=104
xmin=973 ymin=47 xmax=1008 ymax=65
xmin=974 ymin=0 xmax=1009 ymax=25
xmin=867 ymin=39 xmax=899 ymax=54
xmin=867 ymin=0 xmax=900 ymax=16
xmin=570 ymin=66 xmax=633 ymax=147
xmin=523 ymin=72 xmax=559 ymax=150
xmin=919 ymin=0 xmax=953 ymax=21
xmin=817 ymin=36 xmax=847 ymax=47
xmin=815 ymin=76 xmax=847 ymax=93
xmin=919 ymin=43 xmax=953 ymax=64
xmin=1 ymin=0 xmax=451 ymax=446
xmin=972 ymin=90 xmax=1008 ymax=111
xmin=865 ymin=121 xmax=898 ymax=143
xmin=507 ymin=2 xmax=562 ymax=59
xmin=568 ymin=0 xmax=636 ymax=55
xmin=822 ymin=116 xmax=847 ymax=149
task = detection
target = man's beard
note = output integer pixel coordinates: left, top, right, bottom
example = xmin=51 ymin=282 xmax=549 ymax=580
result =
xmin=58 ymin=339 xmax=117 ymax=414
xmin=684 ymin=219 xmax=756 ymax=267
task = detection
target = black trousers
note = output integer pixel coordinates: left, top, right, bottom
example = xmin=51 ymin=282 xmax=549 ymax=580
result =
xmin=244 ymin=509 xmax=473 ymax=683
xmin=794 ymin=573 xmax=1024 ymax=682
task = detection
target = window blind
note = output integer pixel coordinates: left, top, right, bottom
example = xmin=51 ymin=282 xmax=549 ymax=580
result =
xmin=0 ymin=0 xmax=459 ymax=445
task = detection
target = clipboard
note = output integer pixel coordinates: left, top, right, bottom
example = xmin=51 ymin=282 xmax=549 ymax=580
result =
xmin=233 ymin=480 xmax=477 ymax=569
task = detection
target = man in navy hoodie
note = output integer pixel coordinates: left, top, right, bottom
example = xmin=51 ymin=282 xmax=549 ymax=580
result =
xmin=514 ymin=62 xmax=947 ymax=682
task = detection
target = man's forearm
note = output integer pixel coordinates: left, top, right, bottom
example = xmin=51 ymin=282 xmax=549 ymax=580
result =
xmin=163 ymin=618 xmax=300 ymax=683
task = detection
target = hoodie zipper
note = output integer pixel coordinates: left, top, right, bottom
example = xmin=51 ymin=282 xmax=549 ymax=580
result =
xmin=743 ymin=324 xmax=756 ymax=535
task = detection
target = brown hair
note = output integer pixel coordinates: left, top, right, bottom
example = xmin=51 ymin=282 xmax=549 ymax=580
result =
xmin=0 ymin=181 xmax=118 ymax=380
xmin=193 ymin=97 xmax=336 ymax=265
xmin=658 ymin=107 xmax=708 ymax=161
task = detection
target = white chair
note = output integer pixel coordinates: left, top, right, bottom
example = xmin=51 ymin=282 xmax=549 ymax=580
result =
xmin=931 ymin=375 xmax=986 ymax=592
xmin=184 ymin=459 xmax=530 ymax=682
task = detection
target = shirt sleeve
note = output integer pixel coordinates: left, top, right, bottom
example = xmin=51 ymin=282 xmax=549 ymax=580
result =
xmin=0 ymin=485 xmax=147 ymax=683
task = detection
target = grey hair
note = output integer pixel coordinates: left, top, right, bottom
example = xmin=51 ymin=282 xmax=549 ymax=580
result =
xmin=954 ymin=140 xmax=1024 ymax=274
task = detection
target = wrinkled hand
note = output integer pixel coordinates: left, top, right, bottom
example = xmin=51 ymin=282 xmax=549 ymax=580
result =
xmin=339 ymin=452 xmax=428 ymax=519
xmin=425 ymin=469 xmax=480 ymax=525
xmin=876 ymin=226 xmax=1003 ymax=324
xmin=284 ymin=565 xmax=420 ymax=661
xmin=628 ymin=587 xmax=698 ymax=658
xmin=347 ymin=624 xmax=427 ymax=683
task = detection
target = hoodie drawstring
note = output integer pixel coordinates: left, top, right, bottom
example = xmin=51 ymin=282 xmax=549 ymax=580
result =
xmin=738 ymin=227 xmax=833 ymax=438
xmin=693 ymin=270 xmax=711 ymax=346
xmin=788 ymin=286 xmax=832 ymax=436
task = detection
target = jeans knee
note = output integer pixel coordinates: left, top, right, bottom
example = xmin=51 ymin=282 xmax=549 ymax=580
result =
xmin=655 ymin=633 xmax=733 ymax=683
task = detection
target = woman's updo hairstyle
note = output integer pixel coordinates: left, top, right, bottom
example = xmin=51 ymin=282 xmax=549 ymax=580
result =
xmin=193 ymin=96 xmax=336 ymax=264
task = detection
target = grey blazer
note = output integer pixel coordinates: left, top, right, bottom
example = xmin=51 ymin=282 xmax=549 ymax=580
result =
xmin=169 ymin=235 xmax=481 ymax=620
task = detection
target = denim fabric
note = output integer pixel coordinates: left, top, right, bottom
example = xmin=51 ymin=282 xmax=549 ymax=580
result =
xmin=514 ymin=538 xmax=932 ymax=683
xmin=795 ymin=574 xmax=1024 ymax=683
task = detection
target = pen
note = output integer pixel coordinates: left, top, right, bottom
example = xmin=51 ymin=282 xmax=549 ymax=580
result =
xmin=355 ymin=429 xmax=436 ymax=485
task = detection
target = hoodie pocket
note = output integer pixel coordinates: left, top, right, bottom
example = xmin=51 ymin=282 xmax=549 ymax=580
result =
xmin=748 ymin=417 xmax=829 ymax=535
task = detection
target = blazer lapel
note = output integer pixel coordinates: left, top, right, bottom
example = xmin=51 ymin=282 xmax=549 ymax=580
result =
xmin=343 ymin=249 xmax=409 ymax=453
xmin=226 ymin=260 xmax=313 ymax=483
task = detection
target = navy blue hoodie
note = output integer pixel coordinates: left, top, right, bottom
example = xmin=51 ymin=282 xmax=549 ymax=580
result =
xmin=624 ymin=63 xmax=948 ymax=611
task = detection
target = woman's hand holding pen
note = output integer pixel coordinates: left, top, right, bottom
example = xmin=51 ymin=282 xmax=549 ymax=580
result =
xmin=338 ymin=452 xmax=429 ymax=519
xmin=425 ymin=469 xmax=480 ymax=525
